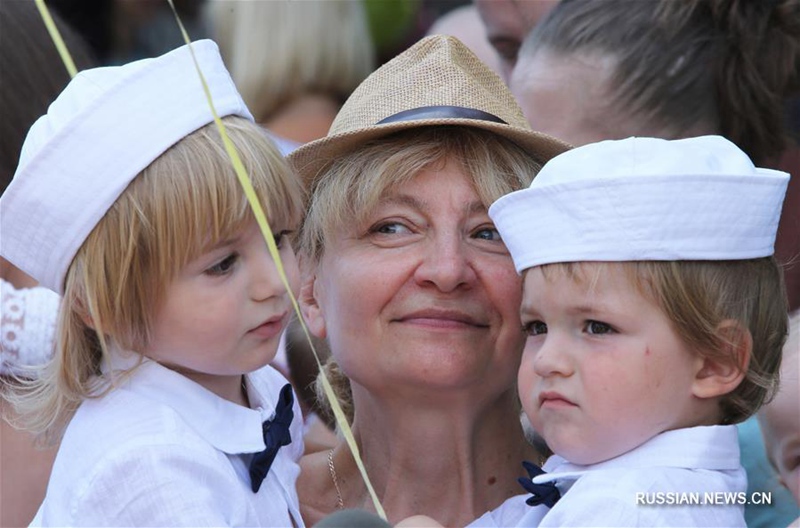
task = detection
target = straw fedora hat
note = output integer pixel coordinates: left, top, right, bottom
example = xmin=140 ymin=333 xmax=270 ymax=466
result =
xmin=288 ymin=35 xmax=571 ymax=187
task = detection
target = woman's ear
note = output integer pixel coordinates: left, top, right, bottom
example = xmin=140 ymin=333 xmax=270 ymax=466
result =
xmin=691 ymin=319 xmax=752 ymax=400
xmin=299 ymin=270 xmax=327 ymax=339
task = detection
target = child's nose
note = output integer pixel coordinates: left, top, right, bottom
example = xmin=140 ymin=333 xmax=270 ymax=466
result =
xmin=532 ymin=334 xmax=574 ymax=378
xmin=250 ymin=250 xmax=286 ymax=301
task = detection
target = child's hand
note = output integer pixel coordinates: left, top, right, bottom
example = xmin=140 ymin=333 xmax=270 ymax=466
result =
xmin=394 ymin=515 xmax=443 ymax=527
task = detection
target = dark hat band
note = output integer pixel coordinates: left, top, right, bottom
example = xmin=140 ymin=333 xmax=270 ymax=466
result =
xmin=377 ymin=105 xmax=507 ymax=125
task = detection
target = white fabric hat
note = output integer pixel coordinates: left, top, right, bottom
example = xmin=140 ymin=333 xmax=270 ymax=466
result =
xmin=489 ymin=135 xmax=790 ymax=273
xmin=0 ymin=40 xmax=253 ymax=294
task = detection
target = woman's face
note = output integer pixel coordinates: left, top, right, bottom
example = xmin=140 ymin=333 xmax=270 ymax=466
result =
xmin=302 ymin=158 xmax=525 ymax=397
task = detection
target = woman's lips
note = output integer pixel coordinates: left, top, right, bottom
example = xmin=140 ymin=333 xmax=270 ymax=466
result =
xmin=395 ymin=308 xmax=488 ymax=329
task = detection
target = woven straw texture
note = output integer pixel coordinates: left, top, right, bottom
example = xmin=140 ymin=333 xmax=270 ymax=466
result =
xmin=288 ymin=35 xmax=571 ymax=186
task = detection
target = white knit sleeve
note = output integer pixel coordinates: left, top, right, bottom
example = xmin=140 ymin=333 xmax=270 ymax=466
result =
xmin=1 ymin=279 xmax=60 ymax=376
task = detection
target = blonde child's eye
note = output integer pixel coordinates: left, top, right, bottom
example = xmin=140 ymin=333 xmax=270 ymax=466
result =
xmin=524 ymin=320 xmax=547 ymax=336
xmin=205 ymin=253 xmax=238 ymax=276
xmin=585 ymin=320 xmax=613 ymax=335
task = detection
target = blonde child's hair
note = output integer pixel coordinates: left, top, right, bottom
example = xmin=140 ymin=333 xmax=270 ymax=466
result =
xmin=4 ymin=117 xmax=306 ymax=444
xmin=207 ymin=0 xmax=375 ymax=123
xmin=538 ymin=258 xmax=788 ymax=424
xmin=302 ymin=126 xmax=542 ymax=424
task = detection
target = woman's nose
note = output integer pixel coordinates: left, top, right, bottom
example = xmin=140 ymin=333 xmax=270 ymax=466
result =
xmin=413 ymin=234 xmax=477 ymax=292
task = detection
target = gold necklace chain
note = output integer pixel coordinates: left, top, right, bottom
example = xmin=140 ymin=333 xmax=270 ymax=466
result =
xmin=327 ymin=448 xmax=344 ymax=510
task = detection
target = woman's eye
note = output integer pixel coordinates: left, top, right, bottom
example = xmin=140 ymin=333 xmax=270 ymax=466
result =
xmin=524 ymin=321 xmax=547 ymax=336
xmin=586 ymin=320 xmax=614 ymax=335
xmin=205 ymin=253 xmax=238 ymax=276
xmin=371 ymin=221 xmax=411 ymax=235
xmin=473 ymin=226 xmax=502 ymax=241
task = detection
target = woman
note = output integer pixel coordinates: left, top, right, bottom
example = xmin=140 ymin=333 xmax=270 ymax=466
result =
xmin=287 ymin=35 xmax=569 ymax=526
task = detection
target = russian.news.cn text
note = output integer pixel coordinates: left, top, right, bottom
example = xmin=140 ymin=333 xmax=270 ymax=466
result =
xmin=635 ymin=492 xmax=772 ymax=506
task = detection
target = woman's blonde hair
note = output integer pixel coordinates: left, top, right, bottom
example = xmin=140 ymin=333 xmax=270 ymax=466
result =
xmin=539 ymin=258 xmax=788 ymax=424
xmin=4 ymin=117 xmax=306 ymax=444
xmin=303 ymin=126 xmax=543 ymax=425
xmin=208 ymin=0 xmax=375 ymax=123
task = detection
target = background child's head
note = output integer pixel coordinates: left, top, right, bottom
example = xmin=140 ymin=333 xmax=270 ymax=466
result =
xmin=0 ymin=40 xmax=304 ymax=438
xmin=759 ymin=309 xmax=800 ymax=502
xmin=491 ymin=136 xmax=790 ymax=463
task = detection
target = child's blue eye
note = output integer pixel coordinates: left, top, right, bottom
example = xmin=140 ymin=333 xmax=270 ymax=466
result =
xmin=206 ymin=253 xmax=238 ymax=276
xmin=524 ymin=321 xmax=547 ymax=336
xmin=586 ymin=320 xmax=613 ymax=335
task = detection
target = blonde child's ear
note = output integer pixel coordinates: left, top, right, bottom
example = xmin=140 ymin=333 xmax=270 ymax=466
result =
xmin=299 ymin=271 xmax=327 ymax=339
xmin=691 ymin=319 xmax=752 ymax=400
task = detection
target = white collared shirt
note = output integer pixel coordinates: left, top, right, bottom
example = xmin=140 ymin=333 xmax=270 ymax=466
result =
xmin=32 ymin=351 xmax=304 ymax=527
xmin=470 ymin=425 xmax=746 ymax=527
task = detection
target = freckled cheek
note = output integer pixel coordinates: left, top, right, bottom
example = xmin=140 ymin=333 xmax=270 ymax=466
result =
xmin=641 ymin=349 xmax=672 ymax=390
xmin=584 ymin=361 xmax=635 ymax=406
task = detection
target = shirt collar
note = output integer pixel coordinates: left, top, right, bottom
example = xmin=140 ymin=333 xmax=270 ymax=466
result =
xmin=536 ymin=425 xmax=741 ymax=484
xmin=102 ymin=347 xmax=273 ymax=455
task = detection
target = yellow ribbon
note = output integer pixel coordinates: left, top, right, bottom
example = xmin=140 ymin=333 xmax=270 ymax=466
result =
xmin=164 ymin=4 xmax=387 ymax=517
xmin=34 ymin=0 xmax=78 ymax=78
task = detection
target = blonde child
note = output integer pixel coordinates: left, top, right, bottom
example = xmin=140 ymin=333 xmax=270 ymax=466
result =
xmin=0 ymin=40 xmax=306 ymax=526
xmin=474 ymin=135 xmax=790 ymax=526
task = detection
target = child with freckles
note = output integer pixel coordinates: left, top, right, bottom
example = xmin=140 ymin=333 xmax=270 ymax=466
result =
xmin=433 ymin=135 xmax=790 ymax=527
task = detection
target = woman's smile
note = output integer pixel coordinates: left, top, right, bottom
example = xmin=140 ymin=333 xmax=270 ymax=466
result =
xmin=393 ymin=307 xmax=489 ymax=330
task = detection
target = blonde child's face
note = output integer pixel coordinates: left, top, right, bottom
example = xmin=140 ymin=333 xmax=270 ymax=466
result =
xmin=141 ymin=218 xmax=299 ymax=401
xmin=518 ymin=263 xmax=706 ymax=465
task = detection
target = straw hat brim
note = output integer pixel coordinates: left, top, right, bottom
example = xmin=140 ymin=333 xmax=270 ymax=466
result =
xmin=288 ymin=117 xmax=572 ymax=189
